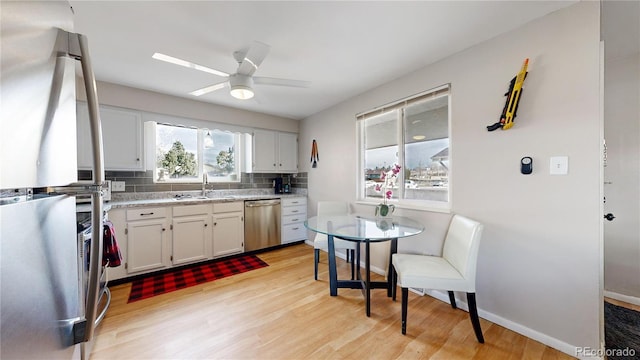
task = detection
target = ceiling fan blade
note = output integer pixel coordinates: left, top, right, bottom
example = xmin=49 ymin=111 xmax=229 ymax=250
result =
xmin=236 ymin=41 xmax=270 ymax=76
xmin=152 ymin=53 xmax=229 ymax=77
xmin=253 ymin=77 xmax=311 ymax=88
xmin=189 ymin=81 xmax=229 ymax=96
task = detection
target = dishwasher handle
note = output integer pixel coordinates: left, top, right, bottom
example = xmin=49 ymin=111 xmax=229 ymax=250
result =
xmin=245 ymin=200 xmax=281 ymax=208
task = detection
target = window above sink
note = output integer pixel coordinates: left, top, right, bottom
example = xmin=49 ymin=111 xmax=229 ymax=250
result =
xmin=148 ymin=122 xmax=243 ymax=184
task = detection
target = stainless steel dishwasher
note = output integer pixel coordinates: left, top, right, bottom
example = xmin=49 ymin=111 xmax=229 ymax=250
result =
xmin=244 ymin=199 xmax=281 ymax=251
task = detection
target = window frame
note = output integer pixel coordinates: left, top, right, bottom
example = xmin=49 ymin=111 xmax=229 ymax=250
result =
xmin=356 ymin=84 xmax=451 ymax=212
xmin=151 ymin=122 xmax=243 ymax=184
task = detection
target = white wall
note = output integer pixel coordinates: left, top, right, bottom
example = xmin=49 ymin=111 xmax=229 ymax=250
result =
xmin=300 ymin=1 xmax=601 ymax=355
xmin=77 ymin=80 xmax=299 ymax=133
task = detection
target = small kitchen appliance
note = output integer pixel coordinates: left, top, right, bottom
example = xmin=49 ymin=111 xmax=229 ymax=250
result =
xmin=274 ymin=177 xmax=283 ymax=194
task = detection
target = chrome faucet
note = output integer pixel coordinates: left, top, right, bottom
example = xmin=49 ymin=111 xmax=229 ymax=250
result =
xmin=202 ymin=173 xmax=208 ymax=197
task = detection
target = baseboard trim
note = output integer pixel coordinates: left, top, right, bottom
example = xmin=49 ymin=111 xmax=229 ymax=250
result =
xmin=604 ymin=290 xmax=640 ymax=306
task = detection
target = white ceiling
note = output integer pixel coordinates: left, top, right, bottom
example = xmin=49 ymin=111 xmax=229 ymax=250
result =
xmin=70 ymin=1 xmax=576 ymax=120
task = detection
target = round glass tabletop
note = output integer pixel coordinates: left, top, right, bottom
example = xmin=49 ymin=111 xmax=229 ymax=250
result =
xmin=305 ymin=214 xmax=424 ymax=242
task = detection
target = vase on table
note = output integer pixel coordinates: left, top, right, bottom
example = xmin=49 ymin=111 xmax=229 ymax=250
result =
xmin=375 ymin=203 xmax=395 ymax=218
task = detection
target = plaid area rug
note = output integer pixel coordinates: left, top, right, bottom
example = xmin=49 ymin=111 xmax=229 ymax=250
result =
xmin=128 ymin=254 xmax=268 ymax=303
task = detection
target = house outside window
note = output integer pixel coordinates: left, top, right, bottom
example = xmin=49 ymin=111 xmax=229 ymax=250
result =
xmin=155 ymin=123 xmax=240 ymax=182
xmin=358 ymin=84 xmax=450 ymax=210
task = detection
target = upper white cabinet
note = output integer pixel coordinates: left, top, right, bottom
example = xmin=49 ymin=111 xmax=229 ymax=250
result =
xmin=77 ymin=102 xmax=144 ymax=171
xmin=249 ymin=129 xmax=298 ymax=173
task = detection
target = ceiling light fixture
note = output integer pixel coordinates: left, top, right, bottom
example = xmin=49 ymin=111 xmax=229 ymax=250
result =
xmin=413 ymin=135 xmax=426 ymax=140
xmin=229 ymin=74 xmax=254 ymax=100
xmin=204 ymin=130 xmax=214 ymax=148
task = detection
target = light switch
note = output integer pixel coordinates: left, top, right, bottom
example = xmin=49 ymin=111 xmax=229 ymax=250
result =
xmin=550 ymin=156 xmax=568 ymax=175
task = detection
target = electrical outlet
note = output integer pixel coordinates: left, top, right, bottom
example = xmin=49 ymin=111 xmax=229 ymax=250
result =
xmin=112 ymin=181 xmax=126 ymax=192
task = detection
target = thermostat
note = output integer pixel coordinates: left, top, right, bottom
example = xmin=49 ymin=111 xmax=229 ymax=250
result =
xmin=521 ymin=156 xmax=533 ymax=175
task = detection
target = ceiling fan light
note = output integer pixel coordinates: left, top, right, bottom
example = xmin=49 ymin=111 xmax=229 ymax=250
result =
xmin=230 ymin=86 xmax=254 ymax=100
xmin=229 ymin=74 xmax=254 ymax=100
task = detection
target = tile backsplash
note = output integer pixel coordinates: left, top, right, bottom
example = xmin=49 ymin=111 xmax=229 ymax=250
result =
xmin=78 ymin=170 xmax=307 ymax=193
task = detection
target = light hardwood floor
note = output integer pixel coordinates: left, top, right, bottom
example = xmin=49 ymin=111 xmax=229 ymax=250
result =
xmin=92 ymin=244 xmax=574 ymax=359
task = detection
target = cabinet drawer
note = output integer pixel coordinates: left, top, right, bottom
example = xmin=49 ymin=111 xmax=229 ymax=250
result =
xmin=282 ymin=214 xmax=305 ymax=226
xmin=213 ymin=201 xmax=244 ymax=214
xmin=282 ymin=197 xmax=306 ymax=207
xmin=282 ymin=223 xmax=307 ymax=243
xmin=282 ymin=205 xmax=305 ymax=216
xmin=173 ymin=204 xmax=211 ymax=217
xmin=126 ymin=207 xmax=168 ymax=221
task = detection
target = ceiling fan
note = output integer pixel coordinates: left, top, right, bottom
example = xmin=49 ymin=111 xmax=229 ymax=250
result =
xmin=152 ymin=41 xmax=310 ymax=100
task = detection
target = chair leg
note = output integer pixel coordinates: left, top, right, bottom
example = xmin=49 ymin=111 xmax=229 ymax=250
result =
xmin=391 ymin=266 xmax=397 ymax=301
xmin=314 ymin=249 xmax=320 ymax=280
xmin=346 ymin=249 xmax=351 ymax=263
xmin=448 ymin=291 xmax=457 ymax=309
xmin=466 ymin=293 xmax=484 ymax=343
xmin=401 ymin=287 xmax=408 ymax=335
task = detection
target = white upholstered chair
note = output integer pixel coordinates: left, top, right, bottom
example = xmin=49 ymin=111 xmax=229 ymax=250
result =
xmin=313 ymin=201 xmax=358 ymax=280
xmin=391 ymin=214 xmax=485 ymax=343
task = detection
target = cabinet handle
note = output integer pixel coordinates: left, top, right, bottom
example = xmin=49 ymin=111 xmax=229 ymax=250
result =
xmin=214 ymin=222 xmax=217 ymax=226
xmin=292 ymin=227 xmax=299 ymax=230
xmin=136 ymin=158 xmax=140 ymax=161
xmin=162 ymin=228 xmax=166 ymax=231
xmin=204 ymin=223 xmax=208 ymax=227
xmin=291 ymin=218 xmax=299 ymax=222
xmin=291 ymin=210 xmax=299 ymax=213
xmin=140 ymin=212 xmax=154 ymax=216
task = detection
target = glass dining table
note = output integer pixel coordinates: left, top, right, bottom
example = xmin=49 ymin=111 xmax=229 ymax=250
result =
xmin=305 ymin=214 xmax=424 ymax=317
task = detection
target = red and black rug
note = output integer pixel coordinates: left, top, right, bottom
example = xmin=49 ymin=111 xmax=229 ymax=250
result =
xmin=127 ymin=254 xmax=268 ymax=303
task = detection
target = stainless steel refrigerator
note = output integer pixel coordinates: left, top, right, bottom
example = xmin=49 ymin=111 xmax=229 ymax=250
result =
xmin=1 ymin=1 xmax=105 ymax=359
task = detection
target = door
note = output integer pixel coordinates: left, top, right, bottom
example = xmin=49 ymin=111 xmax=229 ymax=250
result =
xmin=77 ymin=103 xmax=144 ymax=170
xmin=602 ymin=1 xmax=640 ymax=304
xmin=172 ymin=215 xmax=211 ymax=265
xmin=213 ymin=212 xmax=244 ymax=257
xmin=1 ymin=196 xmax=81 ymax=359
xmin=252 ymin=129 xmax=277 ymax=172
xmin=127 ymin=219 xmax=170 ymax=273
xmin=278 ymin=132 xmax=298 ymax=172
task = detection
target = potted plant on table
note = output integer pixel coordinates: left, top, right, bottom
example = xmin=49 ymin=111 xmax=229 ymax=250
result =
xmin=374 ymin=164 xmax=401 ymax=217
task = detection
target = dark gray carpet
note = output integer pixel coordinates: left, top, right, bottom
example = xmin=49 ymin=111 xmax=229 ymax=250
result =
xmin=605 ymin=302 xmax=640 ymax=359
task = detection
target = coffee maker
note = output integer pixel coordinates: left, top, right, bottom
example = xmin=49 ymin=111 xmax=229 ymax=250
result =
xmin=274 ymin=177 xmax=284 ymax=194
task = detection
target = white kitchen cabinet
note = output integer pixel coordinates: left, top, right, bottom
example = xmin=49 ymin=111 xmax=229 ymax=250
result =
xmin=172 ymin=204 xmax=212 ymax=266
xmin=125 ymin=207 xmax=171 ymax=274
xmin=281 ymin=197 xmax=307 ymax=244
xmin=212 ymin=202 xmax=244 ymax=257
xmin=105 ymin=208 xmax=128 ymax=281
xmin=250 ymin=129 xmax=298 ymax=173
xmin=77 ymin=102 xmax=144 ymax=171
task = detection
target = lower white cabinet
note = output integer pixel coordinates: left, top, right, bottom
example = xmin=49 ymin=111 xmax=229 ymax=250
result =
xmin=172 ymin=204 xmax=212 ymax=265
xmin=125 ymin=207 xmax=171 ymax=274
xmin=212 ymin=202 xmax=244 ymax=257
xmin=281 ymin=197 xmax=307 ymax=244
xmin=107 ymin=201 xmax=245 ymax=280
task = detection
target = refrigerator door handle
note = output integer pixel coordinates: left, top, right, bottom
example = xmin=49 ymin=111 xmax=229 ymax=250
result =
xmin=63 ymin=29 xmax=105 ymax=343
